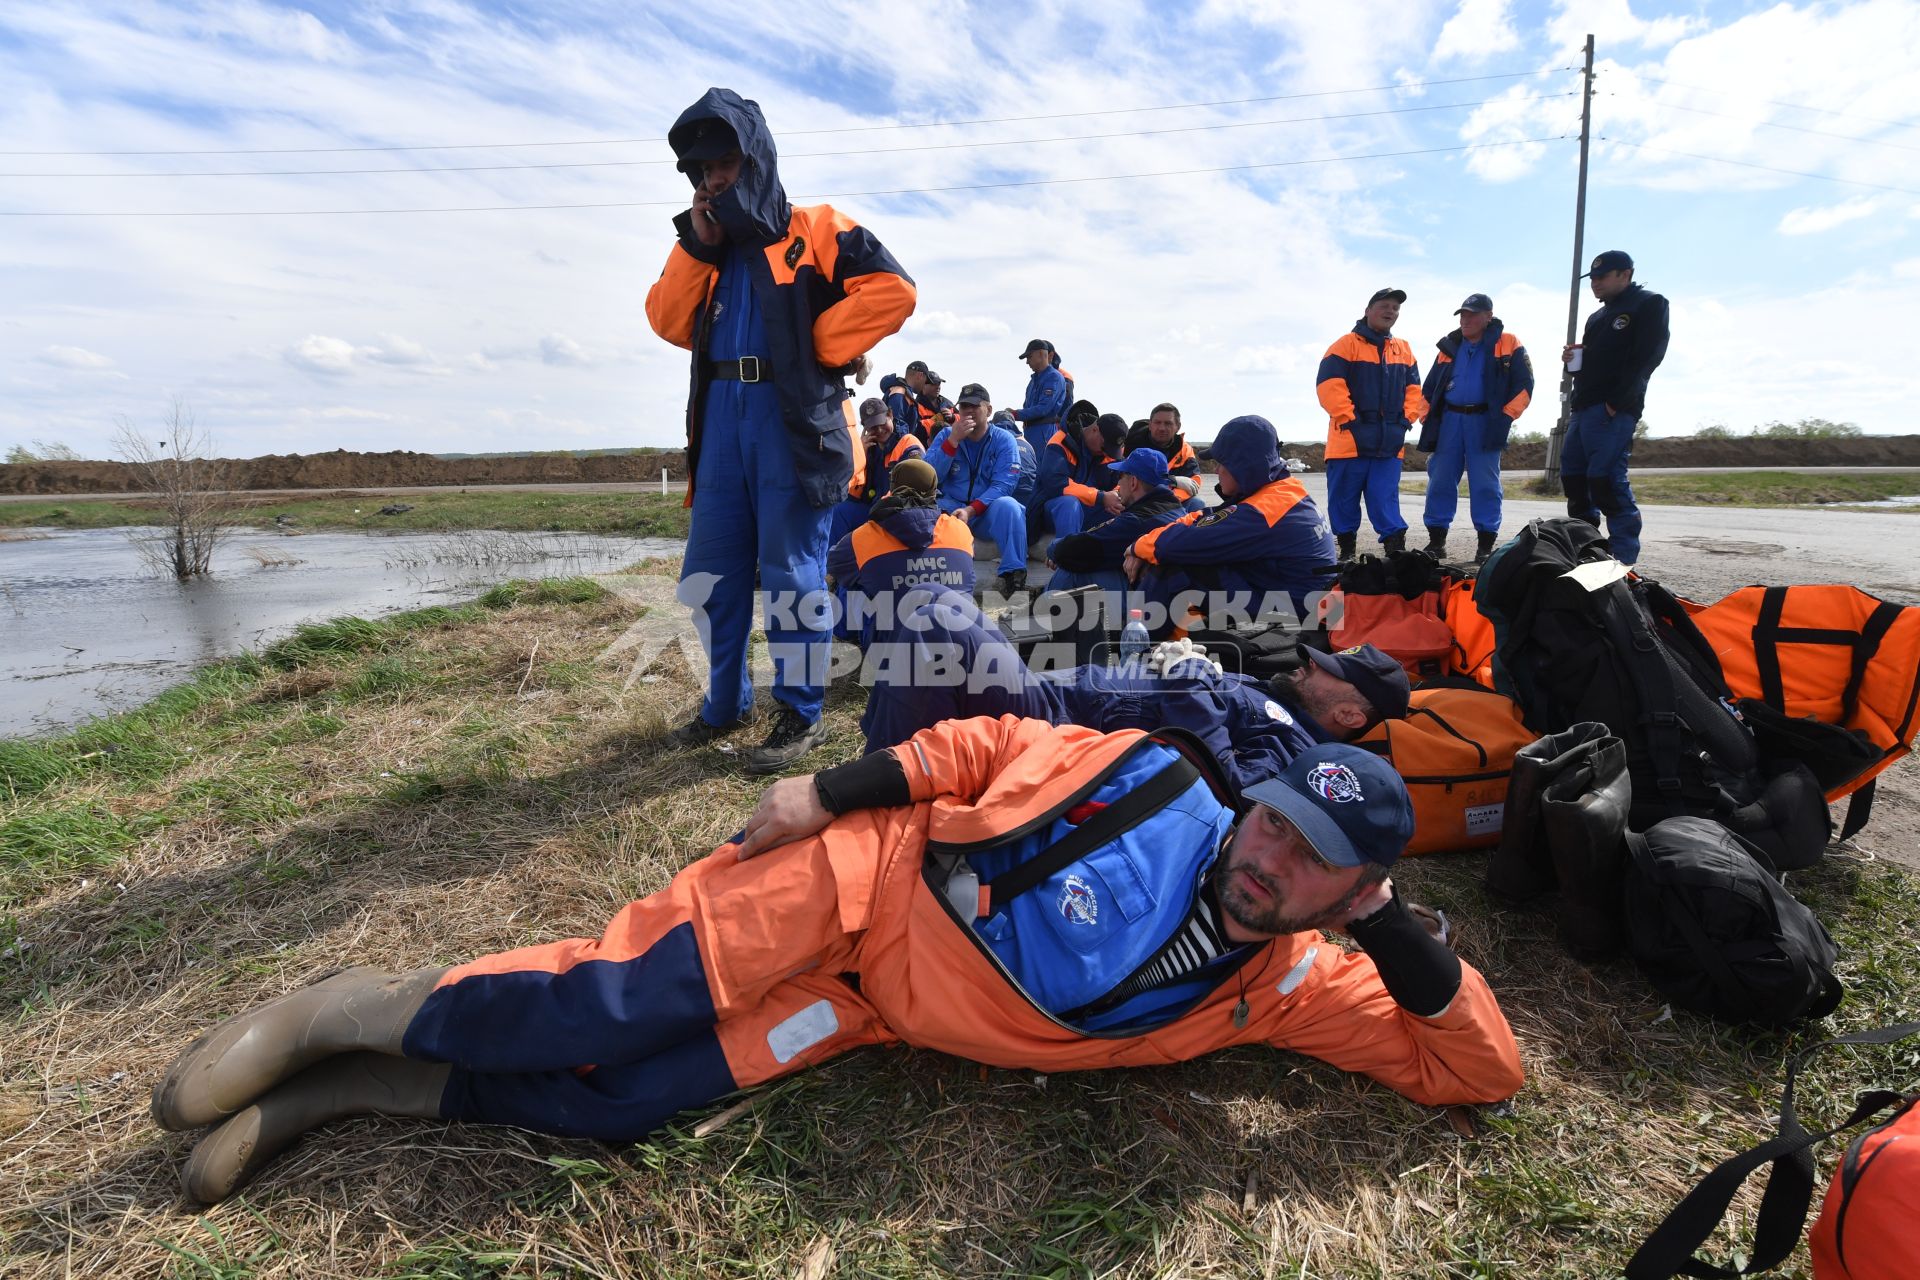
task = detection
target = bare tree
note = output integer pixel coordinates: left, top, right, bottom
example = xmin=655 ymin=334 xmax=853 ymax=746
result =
xmin=114 ymin=399 xmax=234 ymax=579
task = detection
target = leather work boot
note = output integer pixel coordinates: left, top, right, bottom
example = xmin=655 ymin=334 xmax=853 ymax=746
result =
xmin=180 ymin=1052 xmax=452 ymax=1204
xmin=1335 ymin=532 xmax=1357 ymax=562
xmin=1422 ymin=525 xmax=1450 ymax=559
xmin=1380 ymin=531 xmax=1407 ymax=555
xmin=1485 ymin=723 xmax=1616 ymax=903
xmin=1540 ymin=733 xmax=1631 ymax=961
xmin=743 ymin=706 xmax=829 ymax=775
xmin=1474 ymin=529 xmax=1499 ymax=564
xmin=668 ymin=707 xmax=757 ymax=747
xmin=996 ymin=569 xmax=1029 ymax=598
xmin=152 ymin=967 xmax=445 ymax=1132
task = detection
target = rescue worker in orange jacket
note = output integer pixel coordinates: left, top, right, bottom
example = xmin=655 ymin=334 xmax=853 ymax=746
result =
xmin=825 ymin=458 xmax=974 ymax=647
xmin=1416 ymin=295 xmax=1534 ymax=564
xmin=1316 ymin=288 xmax=1427 ymax=561
xmin=644 ymin=88 xmax=916 ymax=774
xmin=151 ymin=719 xmax=1524 ymax=1204
xmin=828 ymin=396 xmax=927 ymax=549
xmin=1126 ymin=402 xmax=1206 ymax=511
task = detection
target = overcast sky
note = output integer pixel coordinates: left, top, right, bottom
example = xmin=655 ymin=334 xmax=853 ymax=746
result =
xmin=3 ymin=0 xmax=1916 ymax=460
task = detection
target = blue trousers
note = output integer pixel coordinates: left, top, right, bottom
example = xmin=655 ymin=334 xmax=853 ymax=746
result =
xmin=1422 ymin=411 xmax=1504 ymax=532
xmin=1043 ymin=494 xmax=1110 ymax=540
xmin=1560 ymin=402 xmax=1643 ymax=564
xmin=956 ymin=495 xmax=1029 ymax=575
xmin=826 ymin=497 xmax=871 ymax=552
xmin=1046 ymin=567 xmax=1131 ymax=594
xmin=857 ymin=587 xmax=1061 ymax=751
xmin=681 ymin=385 xmax=832 ymax=726
xmin=1324 ymin=456 xmax=1406 ymax=538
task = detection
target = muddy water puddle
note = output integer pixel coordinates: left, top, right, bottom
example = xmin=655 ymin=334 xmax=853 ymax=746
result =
xmin=0 ymin=527 xmax=680 ymax=737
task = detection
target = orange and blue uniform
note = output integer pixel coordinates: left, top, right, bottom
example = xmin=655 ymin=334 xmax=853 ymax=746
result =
xmin=827 ymin=427 xmax=925 ymax=548
xmin=1417 ymin=320 xmax=1533 ymax=536
xmin=825 ymin=501 xmax=974 ymax=646
xmin=397 ymin=715 xmax=1524 ymax=1141
xmin=1316 ymin=322 xmax=1427 ymax=541
xmin=1037 ymin=428 xmax=1120 ymax=539
xmin=644 ymin=89 xmax=915 ymax=730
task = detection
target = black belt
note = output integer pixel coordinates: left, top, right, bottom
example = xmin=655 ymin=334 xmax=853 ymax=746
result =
xmin=706 ymin=356 xmax=767 ymax=383
xmin=1446 ymin=402 xmax=1490 ymax=414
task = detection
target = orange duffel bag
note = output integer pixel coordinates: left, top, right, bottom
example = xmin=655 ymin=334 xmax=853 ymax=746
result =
xmin=1439 ymin=575 xmax=1497 ymax=688
xmin=1353 ymin=685 xmax=1536 ymax=856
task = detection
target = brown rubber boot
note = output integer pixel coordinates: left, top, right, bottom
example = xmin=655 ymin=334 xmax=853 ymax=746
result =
xmin=180 ymin=1052 xmax=452 ymax=1204
xmin=152 ymin=966 xmax=446 ymax=1132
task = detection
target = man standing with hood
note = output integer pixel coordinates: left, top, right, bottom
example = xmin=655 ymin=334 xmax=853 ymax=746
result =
xmin=1316 ymin=288 xmax=1427 ymax=560
xmin=1417 ymin=294 xmax=1534 ymax=564
xmin=646 ymin=88 xmax=916 ymax=773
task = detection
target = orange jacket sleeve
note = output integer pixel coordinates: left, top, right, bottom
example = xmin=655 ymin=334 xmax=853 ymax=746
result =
xmin=808 ymin=207 xmax=918 ymax=368
xmin=893 ymin=715 xmax=1106 ymax=806
xmin=644 ymin=243 xmax=720 ymax=351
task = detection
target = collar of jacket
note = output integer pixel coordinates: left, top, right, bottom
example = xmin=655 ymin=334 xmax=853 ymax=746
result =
xmin=1350 ymin=319 xmax=1396 ymax=347
xmin=1436 ymin=317 xmax=1505 ymax=359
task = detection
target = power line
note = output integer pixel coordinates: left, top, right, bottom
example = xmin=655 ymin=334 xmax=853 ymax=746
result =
xmin=1650 ymin=102 xmax=1920 ymax=153
xmin=0 ymin=94 xmax=1573 ymax=179
xmin=1604 ymin=138 xmax=1920 ymax=194
xmin=0 ymin=136 xmax=1570 ymax=216
xmin=0 ymin=66 xmax=1577 ymax=158
xmin=1634 ymin=76 xmax=1920 ymax=132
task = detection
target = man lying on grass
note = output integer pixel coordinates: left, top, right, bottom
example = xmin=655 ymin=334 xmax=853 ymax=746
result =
xmin=152 ymin=719 xmax=1524 ymax=1203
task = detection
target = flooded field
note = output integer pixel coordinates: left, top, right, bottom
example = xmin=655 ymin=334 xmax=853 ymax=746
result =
xmin=0 ymin=526 xmax=680 ymax=737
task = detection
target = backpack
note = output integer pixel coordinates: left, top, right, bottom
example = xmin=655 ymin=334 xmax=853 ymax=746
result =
xmin=1476 ymin=518 xmax=1830 ymax=868
xmin=1628 ymin=1022 xmax=1920 ymax=1280
xmin=1622 ymin=816 xmax=1842 ymax=1027
xmin=1353 ymin=686 xmax=1536 ymax=856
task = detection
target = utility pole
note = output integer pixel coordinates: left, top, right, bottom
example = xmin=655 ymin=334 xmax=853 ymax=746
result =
xmin=1543 ymin=33 xmax=1595 ymax=485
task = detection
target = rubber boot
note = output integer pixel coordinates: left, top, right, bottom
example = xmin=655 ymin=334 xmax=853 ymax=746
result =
xmin=1474 ymin=529 xmax=1498 ymax=564
xmin=1539 ymin=733 xmax=1631 ymax=961
xmin=1422 ymin=525 xmax=1449 ymax=559
xmin=152 ymin=966 xmax=446 ymax=1131
xmin=1335 ymin=532 xmax=1357 ymax=562
xmin=180 ymin=1052 xmax=452 ymax=1204
xmin=1380 ymin=531 xmax=1407 ymax=555
xmin=1485 ymin=723 xmax=1616 ymax=903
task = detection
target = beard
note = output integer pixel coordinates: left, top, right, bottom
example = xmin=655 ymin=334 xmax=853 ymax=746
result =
xmin=1268 ymin=668 xmax=1332 ymax=724
xmin=1214 ymin=849 xmax=1374 ymax=938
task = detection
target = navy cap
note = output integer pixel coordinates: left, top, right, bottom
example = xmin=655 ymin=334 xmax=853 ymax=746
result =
xmin=955 ymin=381 xmax=989 ymax=406
xmin=1111 ymin=447 xmax=1169 ymax=486
xmin=1242 ymin=744 xmax=1415 ymax=869
xmin=1581 ymin=249 xmax=1634 ymax=278
xmin=924 ymin=369 xmax=944 ymax=386
xmin=1455 ymin=293 xmax=1493 ymax=315
xmin=905 ymin=359 xmax=930 ymax=374
xmin=1305 ymin=643 xmax=1411 ymax=721
xmin=671 ymin=118 xmax=739 ymax=175
xmin=1019 ymin=338 xmax=1055 ymax=359
xmin=858 ymin=397 xmax=891 ymax=427
xmin=1064 ymin=398 xmax=1100 ymax=430
xmin=1368 ymin=287 xmax=1407 ymax=305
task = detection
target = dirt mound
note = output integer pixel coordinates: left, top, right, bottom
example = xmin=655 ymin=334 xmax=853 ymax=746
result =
xmin=0 ymin=448 xmax=691 ymax=495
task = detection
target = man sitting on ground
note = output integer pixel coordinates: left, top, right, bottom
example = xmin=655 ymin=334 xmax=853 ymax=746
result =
xmin=1126 ymin=402 xmax=1206 ymax=512
xmin=1037 ymin=411 xmax=1126 ymax=541
xmin=1043 ymin=447 xmax=1185 ymax=595
xmin=828 ymin=396 xmax=927 ymax=548
xmin=825 ymin=459 xmax=974 ymax=646
xmin=1124 ymin=414 xmax=1337 ymax=631
xmin=928 ymin=383 xmax=1030 ymax=597
xmin=152 ymin=724 xmax=1521 ymax=1205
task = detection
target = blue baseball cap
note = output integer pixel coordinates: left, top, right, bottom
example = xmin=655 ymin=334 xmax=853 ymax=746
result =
xmin=1305 ymin=643 xmax=1410 ymax=721
xmin=1242 ymin=744 xmax=1414 ymax=869
xmin=1111 ymin=447 xmax=1169 ymax=487
xmin=1581 ymin=249 xmax=1634 ymax=278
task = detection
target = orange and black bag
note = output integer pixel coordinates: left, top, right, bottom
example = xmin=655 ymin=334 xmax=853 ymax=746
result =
xmin=1353 ymin=685 xmax=1535 ymax=856
xmin=1321 ymin=551 xmax=1454 ymax=681
xmin=1628 ymin=1021 xmax=1920 ymax=1280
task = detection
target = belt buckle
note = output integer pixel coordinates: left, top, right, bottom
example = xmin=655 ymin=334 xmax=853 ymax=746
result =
xmin=737 ymin=355 xmax=763 ymax=383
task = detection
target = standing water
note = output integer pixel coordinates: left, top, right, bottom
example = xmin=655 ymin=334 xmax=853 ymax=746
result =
xmin=0 ymin=526 xmax=680 ymax=738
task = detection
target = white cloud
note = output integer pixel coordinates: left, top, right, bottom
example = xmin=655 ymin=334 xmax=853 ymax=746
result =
xmin=1778 ymin=197 xmax=1882 ymax=235
xmin=283 ymin=334 xmax=356 ymax=377
xmin=38 ymin=345 xmax=115 ymax=369
xmin=1434 ymin=0 xmax=1521 ymax=62
xmin=1547 ymin=0 xmax=1706 ymax=52
xmin=362 ymin=333 xmax=434 ymax=366
xmin=538 ymin=333 xmax=590 ymax=367
xmin=904 ymin=310 xmax=1013 ymax=341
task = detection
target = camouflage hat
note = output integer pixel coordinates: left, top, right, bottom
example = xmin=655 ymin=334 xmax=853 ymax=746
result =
xmin=889 ymin=457 xmax=939 ymax=497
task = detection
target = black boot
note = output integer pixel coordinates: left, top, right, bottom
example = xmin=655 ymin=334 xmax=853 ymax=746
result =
xmin=1381 ymin=530 xmax=1407 ymax=555
xmin=1474 ymin=529 xmax=1499 ymax=564
xmin=1335 ymin=532 xmax=1357 ymax=562
xmin=1485 ymin=723 xmax=1616 ymax=903
xmin=1423 ymin=525 xmax=1449 ymax=558
xmin=744 ymin=706 xmax=829 ymax=776
xmin=1540 ymin=734 xmax=1631 ymax=960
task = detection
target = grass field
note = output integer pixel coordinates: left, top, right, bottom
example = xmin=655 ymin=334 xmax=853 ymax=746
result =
xmin=1407 ymin=470 xmax=1920 ymax=509
xmin=0 ymin=491 xmax=694 ymax=538
xmin=2 ymin=574 xmax=1917 ymax=1277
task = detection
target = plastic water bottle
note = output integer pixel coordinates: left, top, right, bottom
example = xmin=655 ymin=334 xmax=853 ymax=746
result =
xmin=1120 ymin=609 xmax=1150 ymax=664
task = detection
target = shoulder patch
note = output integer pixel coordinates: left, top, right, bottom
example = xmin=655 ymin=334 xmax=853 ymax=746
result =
xmin=785 ymin=237 xmax=806 ymax=269
xmin=1193 ymin=503 xmax=1239 ymax=526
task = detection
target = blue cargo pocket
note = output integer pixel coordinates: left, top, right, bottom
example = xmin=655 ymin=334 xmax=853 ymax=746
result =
xmin=1033 ymin=847 xmax=1156 ymax=956
xmin=1347 ymin=420 xmax=1386 ymax=456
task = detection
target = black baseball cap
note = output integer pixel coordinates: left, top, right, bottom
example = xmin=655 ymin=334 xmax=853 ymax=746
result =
xmin=858 ymin=397 xmax=891 ymax=427
xmin=1241 ymin=745 xmax=1416 ymax=869
xmin=905 ymin=359 xmax=930 ymax=374
xmin=1581 ymin=250 xmax=1634 ymax=278
xmin=1018 ymin=338 xmax=1055 ymax=359
xmin=955 ymin=382 xmax=990 ymax=406
xmin=670 ymin=118 xmax=739 ymax=175
xmin=923 ymin=370 xmax=944 ymax=386
xmin=1454 ymin=293 xmax=1494 ymax=315
xmin=1368 ymin=287 xmax=1407 ymax=306
xmin=1064 ymin=398 xmax=1099 ymax=430
xmin=1304 ymin=643 xmax=1410 ymax=721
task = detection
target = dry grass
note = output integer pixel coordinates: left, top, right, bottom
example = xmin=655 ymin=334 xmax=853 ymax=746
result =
xmin=1 ymin=576 xmax=1916 ymax=1278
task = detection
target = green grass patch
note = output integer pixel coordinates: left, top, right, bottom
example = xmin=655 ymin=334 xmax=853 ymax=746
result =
xmin=0 ymin=491 xmax=692 ymax=536
xmin=0 ymin=803 xmax=150 ymax=895
xmin=1402 ymin=469 xmax=1920 ymax=508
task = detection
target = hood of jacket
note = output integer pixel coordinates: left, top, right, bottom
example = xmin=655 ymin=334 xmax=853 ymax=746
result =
xmin=1436 ymin=317 xmax=1505 ymax=360
xmin=668 ymin=87 xmax=791 ymax=246
xmin=1207 ymin=415 xmax=1290 ymax=494
xmin=869 ymin=502 xmax=944 ymax=549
